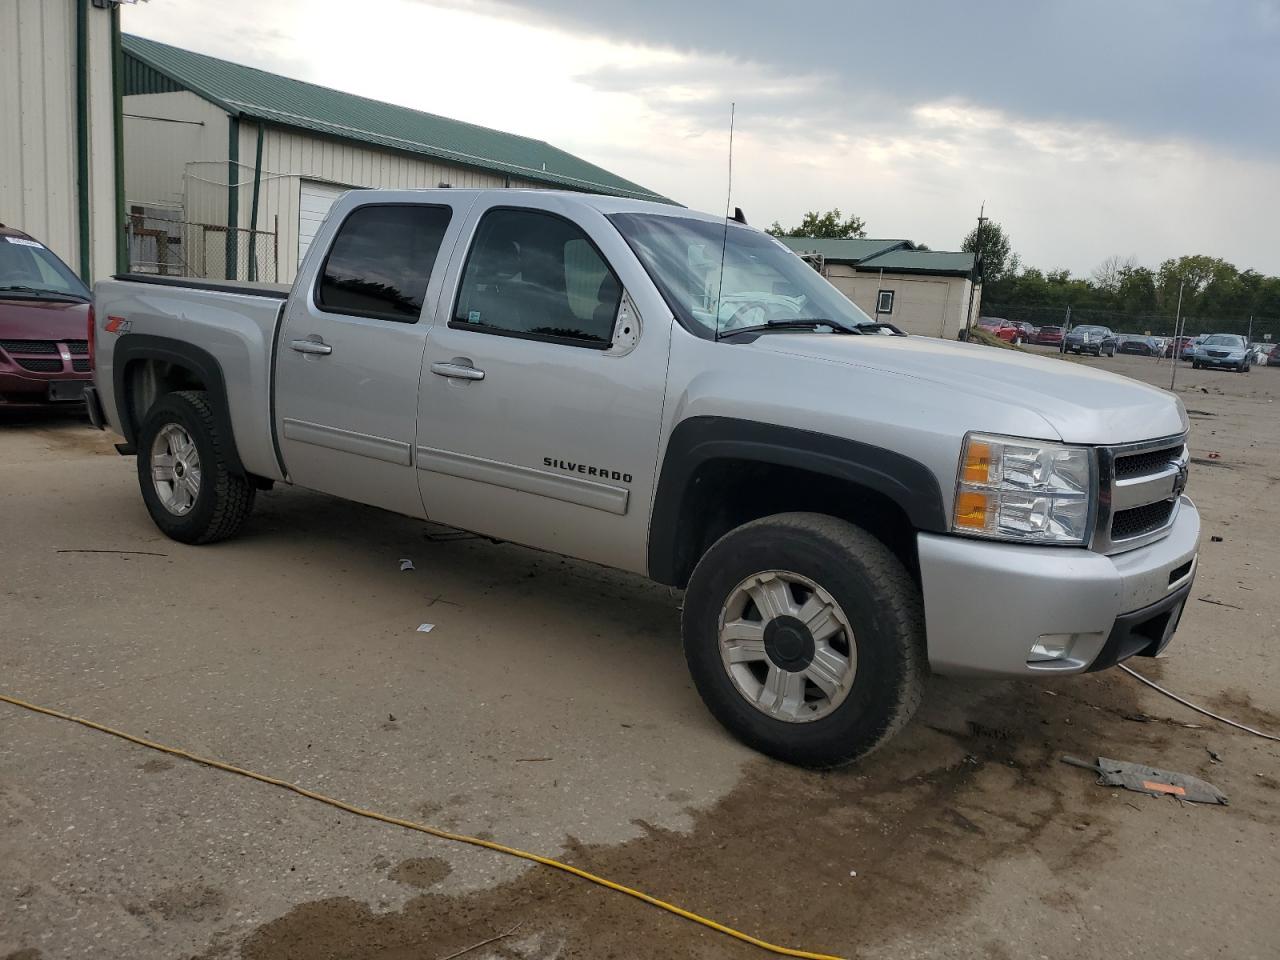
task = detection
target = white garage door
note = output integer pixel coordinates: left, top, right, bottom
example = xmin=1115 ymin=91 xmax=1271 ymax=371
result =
xmin=298 ymin=180 xmax=353 ymax=264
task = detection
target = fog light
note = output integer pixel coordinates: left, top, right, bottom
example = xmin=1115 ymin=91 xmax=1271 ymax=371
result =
xmin=1029 ymin=634 xmax=1076 ymax=663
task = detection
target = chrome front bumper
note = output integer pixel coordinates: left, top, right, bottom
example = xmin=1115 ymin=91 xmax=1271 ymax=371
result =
xmin=918 ymin=497 xmax=1200 ymax=676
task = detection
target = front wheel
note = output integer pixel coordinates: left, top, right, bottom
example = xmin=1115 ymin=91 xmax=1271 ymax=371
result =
xmin=137 ymin=391 xmax=256 ymax=544
xmin=682 ymin=513 xmax=925 ymax=768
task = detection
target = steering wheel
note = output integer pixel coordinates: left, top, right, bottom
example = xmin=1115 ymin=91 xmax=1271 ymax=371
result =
xmin=724 ymin=300 xmax=775 ymax=331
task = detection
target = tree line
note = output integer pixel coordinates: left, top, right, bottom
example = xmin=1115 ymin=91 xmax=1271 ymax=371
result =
xmin=767 ymin=209 xmax=1278 ymax=337
xmin=963 ymin=221 xmax=1280 ymax=336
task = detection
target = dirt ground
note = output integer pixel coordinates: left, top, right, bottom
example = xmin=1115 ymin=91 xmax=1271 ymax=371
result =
xmin=2 ymin=352 xmax=1278 ymax=960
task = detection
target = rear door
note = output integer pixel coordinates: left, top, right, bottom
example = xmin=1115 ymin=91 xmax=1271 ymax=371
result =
xmin=275 ymin=194 xmax=466 ymax=517
xmin=414 ymin=195 xmax=672 ymax=573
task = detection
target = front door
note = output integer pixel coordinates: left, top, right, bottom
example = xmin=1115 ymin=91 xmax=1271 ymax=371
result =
xmin=415 ymin=195 xmax=672 ymax=573
xmin=276 ymin=198 xmax=462 ymax=517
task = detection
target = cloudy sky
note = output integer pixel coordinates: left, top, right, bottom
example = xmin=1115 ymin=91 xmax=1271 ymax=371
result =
xmin=124 ymin=0 xmax=1280 ymax=276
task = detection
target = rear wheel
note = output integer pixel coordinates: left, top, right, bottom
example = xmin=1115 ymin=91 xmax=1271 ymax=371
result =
xmin=682 ymin=513 xmax=925 ymax=768
xmin=137 ymin=391 xmax=255 ymax=544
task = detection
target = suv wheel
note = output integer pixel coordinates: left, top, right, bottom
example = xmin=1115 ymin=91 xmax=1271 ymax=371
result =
xmin=682 ymin=513 xmax=925 ymax=768
xmin=137 ymin=390 xmax=256 ymax=544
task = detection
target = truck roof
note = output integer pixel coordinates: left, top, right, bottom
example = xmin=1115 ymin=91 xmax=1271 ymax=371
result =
xmin=333 ymin=188 xmax=733 ymax=227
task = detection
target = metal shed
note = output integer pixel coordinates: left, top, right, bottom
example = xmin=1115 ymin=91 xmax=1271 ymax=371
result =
xmin=120 ymin=34 xmax=669 ymax=283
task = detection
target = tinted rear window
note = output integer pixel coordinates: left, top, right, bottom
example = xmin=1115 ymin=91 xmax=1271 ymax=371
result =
xmin=317 ymin=205 xmax=452 ymax=322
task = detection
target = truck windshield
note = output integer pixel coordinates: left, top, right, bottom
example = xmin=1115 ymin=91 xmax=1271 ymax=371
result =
xmin=608 ymin=212 xmax=874 ymax=338
xmin=0 ymin=236 xmax=89 ymax=301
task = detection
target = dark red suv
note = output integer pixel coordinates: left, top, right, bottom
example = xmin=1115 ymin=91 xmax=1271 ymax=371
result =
xmin=0 ymin=225 xmax=93 ymax=405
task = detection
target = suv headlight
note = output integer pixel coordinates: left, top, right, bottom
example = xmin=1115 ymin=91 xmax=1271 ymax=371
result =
xmin=952 ymin=433 xmax=1094 ymax=544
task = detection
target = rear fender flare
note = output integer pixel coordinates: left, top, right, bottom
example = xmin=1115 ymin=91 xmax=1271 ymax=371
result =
xmin=112 ymin=334 xmax=245 ymax=475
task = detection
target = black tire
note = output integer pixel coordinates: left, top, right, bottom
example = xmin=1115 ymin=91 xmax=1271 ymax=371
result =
xmin=1193 ymin=361 xmax=1201 ymax=370
xmin=137 ymin=390 xmax=255 ymax=544
xmin=682 ymin=512 xmax=925 ymax=768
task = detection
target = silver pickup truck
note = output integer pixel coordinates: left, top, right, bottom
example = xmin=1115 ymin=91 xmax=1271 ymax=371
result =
xmin=88 ymin=189 xmax=1199 ymax=767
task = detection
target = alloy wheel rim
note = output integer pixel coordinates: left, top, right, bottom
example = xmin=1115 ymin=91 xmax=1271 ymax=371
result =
xmin=717 ymin=570 xmax=857 ymax=723
xmin=150 ymin=423 xmax=202 ymax=516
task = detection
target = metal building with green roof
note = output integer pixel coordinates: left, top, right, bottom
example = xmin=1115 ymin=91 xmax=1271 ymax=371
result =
xmin=777 ymin=236 xmax=981 ymax=339
xmin=120 ymin=34 xmax=668 ymax=282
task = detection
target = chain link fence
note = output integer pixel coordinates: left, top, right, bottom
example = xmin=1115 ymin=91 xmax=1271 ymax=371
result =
xmin=126 ymin=208 xmax=279 ymax=283
xmin=984 ymin=302 xmax=1279 ymax=343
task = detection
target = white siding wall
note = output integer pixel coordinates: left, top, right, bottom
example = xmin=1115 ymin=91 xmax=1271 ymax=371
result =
xmin=824 ymin=266 xmax=976 ymax=340
xmin=0 ymin=0 xmax=117 ymax=280
xmin=123 ymin=91 xmax=230 ymax=210
xmin=241 ymin=124 xmax=520 ymax=282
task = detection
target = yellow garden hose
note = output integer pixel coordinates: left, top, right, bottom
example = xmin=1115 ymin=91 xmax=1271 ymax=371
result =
xmin=1 ymin=692 xmax=844 ymax=960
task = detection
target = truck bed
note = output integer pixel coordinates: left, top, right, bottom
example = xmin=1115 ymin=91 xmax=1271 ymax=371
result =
xmin=93 ymin=273 xmax=289 ymax=481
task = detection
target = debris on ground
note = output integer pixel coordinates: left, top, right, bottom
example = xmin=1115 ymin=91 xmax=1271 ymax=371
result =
xmin=1211 ymin=535 xmax=1224 ymax=542
xmin=1207 ymin=749 xmax=1222 ymax=764
xmin=1061 ymin=755 xmax=1229 ymax=805
xmin=399 ymin=558 xmax=415 ymax=571
xmin=1198 ymin=596 xmax=1243 ymax=609
xmin=416 ymin=623 xmax=435 ymax=633
xmin=1207 ymin=451 xmax=1221 ymax=459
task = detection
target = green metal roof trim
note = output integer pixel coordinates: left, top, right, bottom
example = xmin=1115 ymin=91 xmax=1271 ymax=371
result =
xmin=857 ymin=249 xmax=977 ymax=277
xmin=122 ymin=54 xmax=184 ymax=95
xmin=776 ymin=236 xmax=913 ymax=263
xmin=121 ymin=35 xmax=669 ymax=202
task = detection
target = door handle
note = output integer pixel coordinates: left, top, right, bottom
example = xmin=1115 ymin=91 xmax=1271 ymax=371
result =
xmin=290 ymin=338 xmax=332 ymax=356
xmin=431 ymin=360 xmax=485 ymax=381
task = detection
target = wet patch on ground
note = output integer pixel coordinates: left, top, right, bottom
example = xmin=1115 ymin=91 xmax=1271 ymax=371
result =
xmin=387 ymin=856 xmax=452 ymax=889
xmin=194 ymin=674 xmax=1278 ymax=960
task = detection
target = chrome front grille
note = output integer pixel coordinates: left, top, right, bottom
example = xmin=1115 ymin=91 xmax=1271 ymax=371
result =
xmin=1092 ymin=435 xmax=1188 ymax=554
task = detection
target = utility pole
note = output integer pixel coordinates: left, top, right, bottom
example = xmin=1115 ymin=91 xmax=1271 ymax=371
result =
xmin=1247 ymin=314 xmax=1254 ymax=344
xmin=1169 ymin=280 xmax=1185 ymax=392
xmin=962 ymin=202 xmax=988 ymax=339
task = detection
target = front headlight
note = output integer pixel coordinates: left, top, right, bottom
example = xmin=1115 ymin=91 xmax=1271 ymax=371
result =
xmin=952 ymin=433 xmax=1094 ymax=544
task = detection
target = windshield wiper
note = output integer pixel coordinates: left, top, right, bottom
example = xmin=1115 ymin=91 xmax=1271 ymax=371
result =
xmin=0 ymin=285 xmax=88 ymax=302
xmin=723 ymin=318 xmax=863 ymax=337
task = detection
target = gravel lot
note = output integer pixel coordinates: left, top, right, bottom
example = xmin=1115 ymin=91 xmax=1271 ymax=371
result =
xmin=2 ymin=352 xmax=1278 ymax=960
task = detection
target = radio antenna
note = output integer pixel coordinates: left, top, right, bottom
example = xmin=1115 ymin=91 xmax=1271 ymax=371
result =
xmin=713 ymin=102 xmax=736 ymax=342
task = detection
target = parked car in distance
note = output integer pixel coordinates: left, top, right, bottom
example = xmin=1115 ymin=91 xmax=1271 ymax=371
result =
xmin=975 ymin=316 xmax=1022 ymax=344
xmin=1033 ymin=324 xmax=1064 ymax=347
xmin=1181 ymin=335 xmax=1207 ymax=360
xmin=1008 ymin=320 xmax=1038 ymax=343
xmin=1267 ymin=345 xmax=1280 ymax=367
xmin=1193 ymin=334 xmax=1251 ymax=372
xmin=1116 ymin=335 xmax=1158 ymax=357
xmin=1063 ymin=325 xmax=1116 ymax=356
xmin=0 ymin=225 xmax=93 ymax=405
xmin=1249 ymin=342 xmax=1272 ymax=364
xmin=88 ymin=188 xmax=1201 ymax=769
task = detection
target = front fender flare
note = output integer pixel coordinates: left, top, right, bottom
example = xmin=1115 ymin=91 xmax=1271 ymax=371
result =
xmin=647 ymin=416 xmax=947 ymax=585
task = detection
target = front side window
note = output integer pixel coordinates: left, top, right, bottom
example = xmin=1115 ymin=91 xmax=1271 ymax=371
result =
xmin=317 ymin=205 xmax=452 ymax=322
xmin=453 ymin=209 xmax=622 ymax=347
xmin=608 ymin=212 xmax=874 ymax=338
xmin=876 ymin=289 xmax=894 ymax=314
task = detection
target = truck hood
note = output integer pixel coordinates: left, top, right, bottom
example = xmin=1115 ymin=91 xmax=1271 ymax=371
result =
xmin=0 ymin=297 xmax=90 ymax=341
xmin=745 ymin=333 xmax=1188 ymax=444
